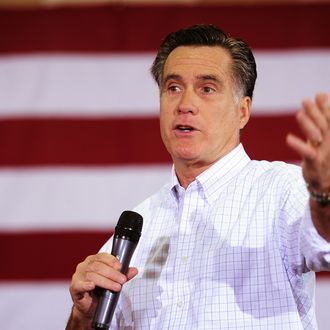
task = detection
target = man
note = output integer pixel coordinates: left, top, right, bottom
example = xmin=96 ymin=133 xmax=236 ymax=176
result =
xmin=66 ymin=24 xmax=330 ymax=329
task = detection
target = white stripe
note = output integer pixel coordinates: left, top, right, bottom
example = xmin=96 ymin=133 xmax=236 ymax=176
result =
xmin=0 ymin=279 xmax=329 ymax=330
xmin=0 ymin=165 xmax=171 ymax=230
xmin=0 ymin=282 xmax=72 ymax=330
xmin=315 ymin=277 xmax=330 ymax=329
xmin=0 ymin=53 xmax=159 ymax=117
xmin=0 ymin=51 xmax=329 ymax=117
xmin=254 ymin=50 xmax=330 ymax=114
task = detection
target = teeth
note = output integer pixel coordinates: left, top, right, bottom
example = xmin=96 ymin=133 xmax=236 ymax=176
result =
xmin=178 ymin=126 xmax=192 ymax=131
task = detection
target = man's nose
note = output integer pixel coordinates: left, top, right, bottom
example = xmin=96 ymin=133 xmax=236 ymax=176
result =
xmin=177 ymin=88 xmax=198 ymax=114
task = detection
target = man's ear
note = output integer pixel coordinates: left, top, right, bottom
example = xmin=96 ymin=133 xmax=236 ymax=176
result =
xmin=239 ymin=96 xmax=252 ymax=130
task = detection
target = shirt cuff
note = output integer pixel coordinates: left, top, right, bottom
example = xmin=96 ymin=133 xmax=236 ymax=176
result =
xmin=301 ymin=203 xmax=330 ymax=272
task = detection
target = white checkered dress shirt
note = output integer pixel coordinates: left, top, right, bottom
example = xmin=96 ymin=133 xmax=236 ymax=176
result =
xmin=101 ymin=144 xmax=330 ymax=329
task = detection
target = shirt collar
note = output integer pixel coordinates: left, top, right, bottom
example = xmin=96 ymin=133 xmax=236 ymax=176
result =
xmin=170 ymin=144 xmax=251 ymax=204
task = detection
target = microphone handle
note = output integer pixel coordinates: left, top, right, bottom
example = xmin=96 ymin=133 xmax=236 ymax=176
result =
xmin=92 ymin=237 xmax=138 ymax=330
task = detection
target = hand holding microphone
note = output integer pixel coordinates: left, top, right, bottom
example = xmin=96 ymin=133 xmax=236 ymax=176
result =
xmin=67 ymin=211 xmax=143 ymax=330
xmin=92 ymin=210 xmax=143 ymax=329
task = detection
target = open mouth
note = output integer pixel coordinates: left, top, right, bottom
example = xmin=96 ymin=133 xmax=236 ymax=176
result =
xmin=176 ymin=125 xmax=194 ymax=132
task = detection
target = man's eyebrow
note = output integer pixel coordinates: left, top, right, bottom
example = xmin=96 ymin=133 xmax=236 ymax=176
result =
xmin=161 ymin=73 xmax=224 ymax=86
xmin=197 ymin=74 xmax=223 ymax=85
xmin=162 ymin=73 xmax=182 ymax=86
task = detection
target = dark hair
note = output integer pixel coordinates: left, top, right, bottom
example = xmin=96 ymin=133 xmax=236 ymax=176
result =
xmin=151 ymin=24 xmax=257 ymax=100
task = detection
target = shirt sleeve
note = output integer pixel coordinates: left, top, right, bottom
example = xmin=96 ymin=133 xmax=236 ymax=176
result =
xmin=277 ymin=163 xmax=330 ymax=274
xmin=301 ymin=203 xmax=330 ymax=272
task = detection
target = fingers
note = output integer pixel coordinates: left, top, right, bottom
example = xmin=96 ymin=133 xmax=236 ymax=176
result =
xmin=298 ymin=96 xmax=327 ymax=143
xmin=286 ymin=93 xmax=330 ymax=160
xmin=70 ymin=279 xmax=95 ymax=301
xmin=316 ymin=93 xmax=330 ymax=124
xmin=68 ymin=252 xmax=139 ymax=320
xmin=70 ymin=253 xmax=120 ymax=303
xmin=286 ymin=133 xmax=317 ymax=161
xmin=80 ymin=253 xmax=127 ymax=291
xmin=70 ymin=253 xmax=139 ymax=300
xmin=126 ymin=267 xmax=139 ymax=281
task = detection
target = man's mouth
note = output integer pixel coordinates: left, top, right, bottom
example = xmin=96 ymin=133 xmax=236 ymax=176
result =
xmin=176 ymin=125 xmax=194 ymax=132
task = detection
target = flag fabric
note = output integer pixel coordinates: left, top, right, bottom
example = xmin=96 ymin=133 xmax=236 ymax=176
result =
xmin=0 ymin=3 xmax=330 ymax=329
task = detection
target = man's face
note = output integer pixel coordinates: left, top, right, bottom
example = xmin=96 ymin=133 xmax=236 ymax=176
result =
xmin=159 ymin=45 xmax=251 ymax=169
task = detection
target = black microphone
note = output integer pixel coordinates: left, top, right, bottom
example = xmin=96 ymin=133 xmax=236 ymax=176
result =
xmin=92 ymin=210 xmax=143 ymax=330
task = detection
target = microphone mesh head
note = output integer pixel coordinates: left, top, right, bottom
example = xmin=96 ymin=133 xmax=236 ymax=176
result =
xmin=115 ymin=210 xmax=143 ymax=242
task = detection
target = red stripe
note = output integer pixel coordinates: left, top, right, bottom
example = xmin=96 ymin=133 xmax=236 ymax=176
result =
xmin=0 ymin=4 xmax=329 ymax=54
xmin=0 ymin=231 xmax=112 ymax=280
xmin=1 ymin=231 xmax=329 ymax=280
xmin=0 ymin=115 xmax=301 ymax=166
xmin=242 ymin=114 xmax=302 ymax=162
xmin=0 ymin=117 xmax=170 ymax=166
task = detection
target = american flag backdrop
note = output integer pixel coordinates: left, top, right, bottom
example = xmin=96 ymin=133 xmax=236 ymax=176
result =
xmin=0 ymin=3 xmax=330 ymax=329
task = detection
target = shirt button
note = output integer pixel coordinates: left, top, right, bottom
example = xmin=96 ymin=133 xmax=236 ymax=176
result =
xmin=180 ymin=256 xmax=188 ymax=264
xmin=177 ymin=301 xmax=183 ymax=308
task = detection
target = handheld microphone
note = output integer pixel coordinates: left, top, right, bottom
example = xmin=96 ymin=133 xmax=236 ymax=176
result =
xmin=92 ymin=210 xmax=143 ymax=330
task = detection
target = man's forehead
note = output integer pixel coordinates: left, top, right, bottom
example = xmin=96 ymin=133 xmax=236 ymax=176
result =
xmin=162 ymin=46 xmax=232 ymax=81
xmin=167 ymin=45 xmax=230 ymax=59
xmin=165 ymin=45 xmax=231 ymax=69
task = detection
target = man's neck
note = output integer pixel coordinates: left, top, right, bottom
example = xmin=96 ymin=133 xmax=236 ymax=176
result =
xmin=173 ymin=143 xmax=242 ymax=189
xmin=174 ymin=160 xmax=216 ymax=189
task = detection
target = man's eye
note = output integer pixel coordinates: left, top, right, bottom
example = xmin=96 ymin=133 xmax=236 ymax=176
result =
xmin=202 ymin=86 xmax=215 ymax=93
xmin=168 ymin=85 xmax=181 ymax=93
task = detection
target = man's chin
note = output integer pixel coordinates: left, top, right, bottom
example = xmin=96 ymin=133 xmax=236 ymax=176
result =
xmin=172 ymin=153 xmax=202 ymax=166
